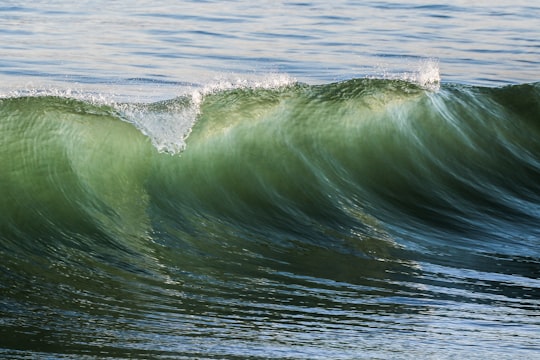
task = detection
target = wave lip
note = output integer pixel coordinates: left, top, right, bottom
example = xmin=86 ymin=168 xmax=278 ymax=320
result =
xmin=112 ymin=73 xmax=298 ymax=154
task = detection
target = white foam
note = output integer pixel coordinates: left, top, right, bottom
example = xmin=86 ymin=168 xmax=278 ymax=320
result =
xmin=371 ymin=57 xmax=441 ymax=91
xmin=0 ymin=85 xmax=123 ymax=108
xmin=116 ymin=101 xmax=196 ymax=154
xmin=119 ymin=73 xmax=297 ymax=154
xmin=191 ymin=73 xmax=297 ymax=106
xmin=404 ymin=58 xmax=441 ymax=91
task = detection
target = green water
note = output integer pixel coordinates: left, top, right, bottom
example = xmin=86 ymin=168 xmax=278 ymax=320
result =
xmin=1 ymin=79 xmax=539 ymax=358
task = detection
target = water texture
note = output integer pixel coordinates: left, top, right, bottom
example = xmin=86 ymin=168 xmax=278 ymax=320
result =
xmin=0 ymin=1 xmax=539 ymax=359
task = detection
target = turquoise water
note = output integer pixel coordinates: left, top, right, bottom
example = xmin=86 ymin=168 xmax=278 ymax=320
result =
xmin=1 ymin=1 xmax=539 ymax=359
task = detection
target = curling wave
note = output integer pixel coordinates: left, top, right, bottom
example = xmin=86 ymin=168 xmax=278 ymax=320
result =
xmin=1 ymin=78 xmax=539 ymax=358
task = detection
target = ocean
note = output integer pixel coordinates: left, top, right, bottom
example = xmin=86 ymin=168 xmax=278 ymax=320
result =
xmin=1 ymin=1 xmax=539 ymax=359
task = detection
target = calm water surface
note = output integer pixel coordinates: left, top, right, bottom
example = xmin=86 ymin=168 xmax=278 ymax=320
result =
xmin=1 ymin=0 xmax=539 ymax=99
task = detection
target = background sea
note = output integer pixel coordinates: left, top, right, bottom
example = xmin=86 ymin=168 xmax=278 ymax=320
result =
xmin=1 ymin=0 xmax=539 ymax=359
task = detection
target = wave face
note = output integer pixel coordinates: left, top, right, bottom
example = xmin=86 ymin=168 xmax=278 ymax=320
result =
xmin=1 ymin=79 xmax=540 ymax=358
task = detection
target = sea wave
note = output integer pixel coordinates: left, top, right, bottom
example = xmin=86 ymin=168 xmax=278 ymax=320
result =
xmin=2 ymin=78 xmax=540 ymax=251
xmin=1 ymin=77 xmax=539 ymax=358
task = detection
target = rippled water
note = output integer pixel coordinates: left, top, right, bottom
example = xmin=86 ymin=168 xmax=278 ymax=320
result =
xmin=1 ymin=0 xmax=539 ymax=97
xmin=1 ymin=1 xmax=539 ymax=359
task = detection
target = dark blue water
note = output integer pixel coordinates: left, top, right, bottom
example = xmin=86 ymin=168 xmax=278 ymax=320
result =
xmin=1 ymin=1 xmax=539 ymax=359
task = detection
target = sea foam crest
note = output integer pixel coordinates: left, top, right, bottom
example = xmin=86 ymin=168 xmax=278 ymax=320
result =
xmin=121 ymin=73 xmax=297 ymax=154
xmin=0 ymin=86 xmax=117 ymax=105
xmin=404 ymin=58 xmax=441 ymax=91
xmin=117 ymin=100 xmax=199 ymax=154
xmin=190 ymin=73 xmax=296 ymax=106
xmin=373 ymin=58 xmax=441 ymax=91
xmin=0 ymin=75 xmax=296 ymax=155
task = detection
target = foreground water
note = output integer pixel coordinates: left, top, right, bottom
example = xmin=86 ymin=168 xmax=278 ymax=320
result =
xmin=1 ymin=1 xmax=539 ymax=359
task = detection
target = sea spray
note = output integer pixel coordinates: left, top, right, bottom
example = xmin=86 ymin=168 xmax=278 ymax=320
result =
xmin=371 ymin=57 xmax=441 ymax=91
xmin=116 ymin=73 xmax=297 ymax=154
